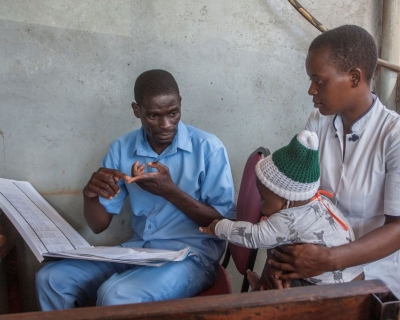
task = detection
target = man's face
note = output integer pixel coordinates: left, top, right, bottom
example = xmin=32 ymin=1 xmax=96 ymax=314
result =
xmin=256 ymin=178 xmax=285 ymax=217
xmin=133 ymin=93 xmax=181 ymax=154
xmin=306 ymin=48 xmax=353 ymax=116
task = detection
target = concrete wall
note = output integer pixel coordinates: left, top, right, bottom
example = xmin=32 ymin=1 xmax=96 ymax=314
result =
xmin=0 ymin=0 xmax=382 ymax=313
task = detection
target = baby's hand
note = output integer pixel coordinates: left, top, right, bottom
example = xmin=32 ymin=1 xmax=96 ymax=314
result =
xmin=199 ymin=219 xmax=220 ymax=237
xmin=131 ymin=160 xmax=145 ymax=177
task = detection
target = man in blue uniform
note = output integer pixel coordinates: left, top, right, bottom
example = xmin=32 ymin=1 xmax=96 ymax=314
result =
xmin=35 ymin=69 xmax=235 ymax=310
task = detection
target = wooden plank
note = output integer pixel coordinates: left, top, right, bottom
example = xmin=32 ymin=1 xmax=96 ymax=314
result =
xmin=0 ymin=280 xmax=395 ymax=320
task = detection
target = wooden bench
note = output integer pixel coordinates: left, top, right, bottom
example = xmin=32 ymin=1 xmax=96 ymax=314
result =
xmin=0 ymin=280 xmax=398 ymax=320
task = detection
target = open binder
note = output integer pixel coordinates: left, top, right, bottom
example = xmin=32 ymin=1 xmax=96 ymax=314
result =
xmin=0 ymin=178 xmax=191 ymax=267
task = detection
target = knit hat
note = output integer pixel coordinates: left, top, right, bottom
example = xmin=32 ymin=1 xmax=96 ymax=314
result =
xmin=255 ymin=130 xmax=320 ymax=201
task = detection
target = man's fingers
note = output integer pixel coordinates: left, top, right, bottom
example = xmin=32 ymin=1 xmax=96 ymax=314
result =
xmin=100 ymin=168 xmax=131 ymax=181
xmin=86 ymin=177 xmax=118 ymax=198
xmin=96 ymin=172 xmax=123 ymax=195
xmin=131 ymin=161 xmax=139 ymax=176
xmin=100 ymin=175 xmax=121 ymax=195
xmin=147 ymin=161 xmax=167 ymax=171
xmin=126 ymin=172 xmax=157 ymax=184
xmin=88 ymin=185 xmax=114 ymax=199
xmin=126 ymin=176 xmax=143 ymax=184
xmin=86 ymin=168 xmax=131 ymax=198
xmin=114 ymin=171 xmax=131 ymax=180
xmin=131 ymin=161 xmax=146 ymax=177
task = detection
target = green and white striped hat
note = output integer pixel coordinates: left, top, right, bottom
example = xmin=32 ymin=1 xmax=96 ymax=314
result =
xmin=255 ymin=130 xmax=320 ymax=201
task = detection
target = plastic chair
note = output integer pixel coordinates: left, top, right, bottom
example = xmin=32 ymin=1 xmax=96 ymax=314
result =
xmin=196 ymin=264 xmax=232 ymax=296
xmin=198 ymin=146 xmax=269 ymax=296
xmin=221 ymin=146 xmax=270 ymax=292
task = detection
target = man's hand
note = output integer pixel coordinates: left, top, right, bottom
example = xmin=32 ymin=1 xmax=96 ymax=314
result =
xmin=127 ymin=162 xmax=176 ymax=197
xmin=128 ymin=161 xmax=223 ymax=226
xmin=131 ymin=160 xmax=145 ymax=177
xmin=268 ymin=244 xmax=329 ymax=281
xmin=199 ymin=219 xmax=220 ymax=236
xmin=83 ymin=168 xmax=130 ymax=233
xmin=83 ymin=168 xmax=130 ymax=199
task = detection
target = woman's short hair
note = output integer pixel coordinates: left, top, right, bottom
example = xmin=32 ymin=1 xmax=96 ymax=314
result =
xmin=309 ymin=25 xmax=378 ymax=82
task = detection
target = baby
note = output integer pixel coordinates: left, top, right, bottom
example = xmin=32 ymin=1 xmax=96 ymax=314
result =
xmin=200 ymin=130 xmax=363 ymax=286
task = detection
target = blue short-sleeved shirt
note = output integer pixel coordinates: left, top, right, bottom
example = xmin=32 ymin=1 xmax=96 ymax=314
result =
xmin=99 ymin=121 xmax=236 ymax=267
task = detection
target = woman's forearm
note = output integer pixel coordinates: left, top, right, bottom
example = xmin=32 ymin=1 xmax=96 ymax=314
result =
xmin=329 ymin=217 xmax=400 ymax=270
xmin=269 ymin=216 xmax=400 ymax=281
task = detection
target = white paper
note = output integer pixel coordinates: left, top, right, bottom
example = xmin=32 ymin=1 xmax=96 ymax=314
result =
xmin=43 ymin=246 xmax=191 ymax=267
xmin=0 ymin=178 xmax=90 ymax=262
xmin=0 ymin=178 xmax=192 ymax=266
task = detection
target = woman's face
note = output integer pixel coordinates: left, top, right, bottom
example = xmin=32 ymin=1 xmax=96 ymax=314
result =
xmin=306 ymin=48 xmax=354 ymax=116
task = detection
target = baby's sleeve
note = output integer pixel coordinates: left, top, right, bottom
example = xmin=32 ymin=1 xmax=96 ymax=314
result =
xmin=215 ymin=216 xmax=289 ymax=249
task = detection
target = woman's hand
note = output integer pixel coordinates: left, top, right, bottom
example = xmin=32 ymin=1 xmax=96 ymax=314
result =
xmin=268 ymin=244 xmax=330 ymax=281
xmin=248 ymin=250 xmax=292 ymax=291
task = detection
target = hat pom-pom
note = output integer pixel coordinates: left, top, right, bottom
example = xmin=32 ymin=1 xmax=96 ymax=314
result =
xmin=297 ymin=130 xmax=319 ymax=151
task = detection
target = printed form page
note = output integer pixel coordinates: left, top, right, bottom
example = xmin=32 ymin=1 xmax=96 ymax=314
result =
xmin=0 ymin=178 xmax=90 ymax=262
xmin=0 ymin=178 xmax=192 ymax=266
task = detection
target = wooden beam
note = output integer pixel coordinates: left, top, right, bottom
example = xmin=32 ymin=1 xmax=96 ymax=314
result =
xmin=0 ymin=280 xmax=397 ymax=320
xmin=287 ymin=0 xmax=400 ymax=74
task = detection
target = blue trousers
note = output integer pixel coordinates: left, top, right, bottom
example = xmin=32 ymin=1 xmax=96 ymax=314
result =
xmin=35 ymin=256 xmax=213 ymax=310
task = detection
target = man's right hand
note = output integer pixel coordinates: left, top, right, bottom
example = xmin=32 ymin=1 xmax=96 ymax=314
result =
xmin=83 ymin=168 xmax=131 ymax=199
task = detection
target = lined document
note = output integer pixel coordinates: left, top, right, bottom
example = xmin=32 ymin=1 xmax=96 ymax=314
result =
xmin=0 ymin=178 xmax=191 ymax=266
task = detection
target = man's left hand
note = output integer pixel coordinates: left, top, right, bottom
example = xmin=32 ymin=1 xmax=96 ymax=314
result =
xmin=127 ymin=161 xmax=176 ymax=196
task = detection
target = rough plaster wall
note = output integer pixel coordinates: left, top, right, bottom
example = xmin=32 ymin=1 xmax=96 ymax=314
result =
xmin=0 ymin=0 xmax=381 ymax=312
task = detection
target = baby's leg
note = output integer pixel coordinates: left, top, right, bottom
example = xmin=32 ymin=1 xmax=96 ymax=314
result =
xmin=246 ymin=269 xmax=261 ymax=291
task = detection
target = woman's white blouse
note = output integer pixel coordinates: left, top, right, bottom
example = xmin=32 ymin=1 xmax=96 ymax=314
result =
xmin=306 ymin=96 xmax=400 ymax=297
xmin=306 ymin=97 xmax=400 ymax=239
